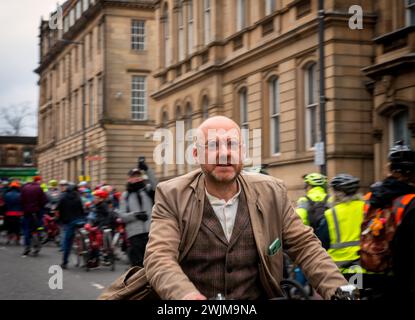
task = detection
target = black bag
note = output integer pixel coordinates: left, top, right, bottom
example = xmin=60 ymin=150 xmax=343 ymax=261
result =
xmin=305 ymin=195 xmax=329 ymax=231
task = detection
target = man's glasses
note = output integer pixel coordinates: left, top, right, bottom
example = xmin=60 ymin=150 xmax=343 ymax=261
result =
xmin=197 ymin=139 xmax=242 ymax=151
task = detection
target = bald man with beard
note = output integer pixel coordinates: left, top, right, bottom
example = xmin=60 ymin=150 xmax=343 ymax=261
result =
xmin=141 ymin=116 xmax=350 ymax=300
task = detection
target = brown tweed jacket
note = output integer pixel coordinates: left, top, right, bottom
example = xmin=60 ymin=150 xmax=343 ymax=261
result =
xmin=144 ymin=169 xmax=347 ymax=300
xmin=180 ymin=189 xmax=266 ymax=299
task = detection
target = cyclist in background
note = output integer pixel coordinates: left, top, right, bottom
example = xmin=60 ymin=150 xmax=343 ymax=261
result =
xmin=20 ymin=176 xmax=47 ymax=257
xmin=319 ymin=174 xmax=365 ymax=277
xmin=56 ymin=183 xmax=86 ymax=269
xmin=296 ymin=173 xmax=330 ymax=241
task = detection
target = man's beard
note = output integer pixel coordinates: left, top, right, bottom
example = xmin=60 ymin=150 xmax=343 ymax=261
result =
xmin=203 ymin=165 xmax=241 ymax=184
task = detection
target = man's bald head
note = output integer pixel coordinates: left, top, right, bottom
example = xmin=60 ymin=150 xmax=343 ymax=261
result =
xmin=196 ymin=116 xmax=241 ymax=144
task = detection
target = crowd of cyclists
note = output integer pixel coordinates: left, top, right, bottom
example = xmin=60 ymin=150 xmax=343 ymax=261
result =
xmin=0 ymin=157 xmax=157 ymax=271
xmin=293 ymin=140 xmax=415 ymax=299
xmin=1 ymin=142 xmax=414 ymax=299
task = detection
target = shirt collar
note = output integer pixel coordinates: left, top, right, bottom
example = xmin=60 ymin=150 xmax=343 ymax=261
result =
xmin=205 ymin=180 xmax=241 ymax=206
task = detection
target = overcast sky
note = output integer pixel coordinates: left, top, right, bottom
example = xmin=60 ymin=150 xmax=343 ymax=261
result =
xmin=0 ymin=0 xmax=60 ymax=136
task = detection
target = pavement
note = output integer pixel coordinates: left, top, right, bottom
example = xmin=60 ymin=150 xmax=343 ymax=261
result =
xmin=0 ymin=233 xmax=129 ymax=300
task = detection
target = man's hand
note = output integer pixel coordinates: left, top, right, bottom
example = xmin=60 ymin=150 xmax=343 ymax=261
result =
xmin=181 ymin=292 xmax=207 ymax=300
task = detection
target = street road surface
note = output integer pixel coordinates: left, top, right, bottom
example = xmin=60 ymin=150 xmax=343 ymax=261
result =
xmin=0 ymin=235 xmax=128 ymax=300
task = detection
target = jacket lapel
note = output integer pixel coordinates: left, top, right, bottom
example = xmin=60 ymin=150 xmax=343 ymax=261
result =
xmin=179 ymin=170 xmax=206 ymax=261
xmin=202 ymin=197 xmax=229 ymax=245
xmin=228 ymin=190 xmax=249 ymax=247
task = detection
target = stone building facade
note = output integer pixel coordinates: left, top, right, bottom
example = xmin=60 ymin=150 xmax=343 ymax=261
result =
xmin=36 ymin=0 xmax=157 ymax=188
xmin=36 ymin=0 xmax=415 ymax=196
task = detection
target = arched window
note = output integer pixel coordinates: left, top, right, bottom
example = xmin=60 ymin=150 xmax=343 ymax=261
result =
xmin=187 ymin=0 xmax=194 ymax=54
xmin=175 ymin=105 xmax=184 ymax=174
xmin=305 ymin=62 xmax=318 ymax=149
xmin=269 ymin=77 xmax=280 ymax=154
xmin=161 ymin=111 xmax=169 ymax=176
xmin=204 ymin=0 xmax=211 ymax=44
xmin=239 ymin=88 xmax=249 ymax=151
xmin=236 ymin=0 xmax=246 ymax=31
xmin=202 ymin=96 xmax=209 ymax=120
xmin=175 ymin=105 xmax=182 ymax=120
xmin=185 ymin=103 xmax=193 ymax=170
xmin=162 ymin=4 xmax=170 ymax=67
xmin=406 ymin=0 xmax=415 ymax=26
xmin=265 ymin=0 xmax=276 ymax=15
xmin=185 ymin=103 xmax=193 ymax=134
xmin=390 ymin=109 xmax=411 ymax=147
xmin=177 ymin=2 xmax=184 ymax=61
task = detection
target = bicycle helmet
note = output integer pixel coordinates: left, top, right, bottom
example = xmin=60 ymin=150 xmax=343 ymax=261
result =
xmin=9 ymin=181 xmax=21 ymax=188
xmin=330 ymin=174 xmax=360 ymax=195
xmin=304 ymin=173 xmax=327 ymax=187
xmin=59 ymin=180 xmax=68 ymax=186
xmin=388 ymin=140 xmax=415 ymax=173
xmin=78 ymin=181 xmax=88 ymax=187
xmin=48 ymin=179 xmax=58 ymax=188
xmin=93 ymin=189 xmax=109 ymax=199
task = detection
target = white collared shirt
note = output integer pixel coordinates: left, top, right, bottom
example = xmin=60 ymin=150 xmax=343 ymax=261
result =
xmin=205 ymin=184 xmax=241 ymax=242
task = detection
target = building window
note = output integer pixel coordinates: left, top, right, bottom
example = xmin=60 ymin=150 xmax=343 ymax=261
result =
xmin=204 ymin=0 xmax=211 ymax=45
xmin=236 ymin=0 xmax=246 ymax=31
xmin=265 ymin=0 xmax=276 ymax=15
xmin=97 ymin=23 xmax=102 ymax=54
xmin=6 ymin=148 xmax=18 ymax=166
xmin=162 ymin=111 xmax=169 ymax=176
xmin=239 ymin=88 xmax=249 ymax=149
xmin=83 ymin=0 xmax=89 ymax=12
xmin=406 ymin=0 xmax=415 ymax=26
xmin=56 ymin=63 xmax=60 ymax=87
xmin=97 ymin=76 xmax=103 ymax=120
xmin=64 ymin=16 xmax=69 ymax=33
xmin=202 ymin=96 xmax=209 ymax=120
xmin=62 ymin=57 xmax=66 ymax=83
xmin=23 ymin=149 xmax=34 ymax=166
xmin=69 ymin=9 xmax=75 ymax=27
xmin=132 ymin=76 xmax=147 ymax=121
xmin=76 ymin=1 xmax=82 ymax=19
xmin=178 ymin=5 xmax=184 ymax=61
xmin=74 ymin=91 xmax=79 ymax=132
xmin=390 ymin=109 xmax=411 ymax=147
xmin=88 ymin=32 xmax=93 ymax=61
xmin=162 ymin=5 xmax=170 ymax=67
xmin=305 ymin=63 xmax=318 ymax=149
xmin=296 ymin=0 xmax=311 ymax=19
xmin=185 ymin=103 xmax=193 ymax=169
xmin=89 ymin=80 xmax=94 ymax=126
xmin=269 ymin=77 xmax=280 ymax=154
xmin=188 ymin=0 xmax=194 ymax=54
xmin=74 ymin=47 xmax=79 ymax=73
xmin=132 ymin=20 xmax=145 ymax=51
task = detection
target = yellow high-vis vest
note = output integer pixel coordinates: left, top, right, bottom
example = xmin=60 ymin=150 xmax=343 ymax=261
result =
xmin=324 ymin=199 xmax=365 ymax=273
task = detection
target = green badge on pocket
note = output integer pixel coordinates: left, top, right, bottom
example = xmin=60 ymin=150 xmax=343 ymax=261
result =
xmin=268 ymin=238 xmax=281 ymax=256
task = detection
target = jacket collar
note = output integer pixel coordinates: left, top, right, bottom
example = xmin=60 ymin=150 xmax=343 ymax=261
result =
xmin=190 ymin=170 xmax=264 ymax=248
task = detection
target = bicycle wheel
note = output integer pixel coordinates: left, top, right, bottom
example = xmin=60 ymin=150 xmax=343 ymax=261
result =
xmin=103 ymin=229 xmax=115 ymax=271
xmin=280 ymin=279 xmax=311 ymax=300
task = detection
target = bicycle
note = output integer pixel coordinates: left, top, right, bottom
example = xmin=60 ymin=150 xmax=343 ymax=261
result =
xmin=73 ymin=223 xmax=116 ymax=271
xmin=71 ymin=222 xmax=90 ymax=270
xmin=281 ymin=252 xmax=313 ymax=300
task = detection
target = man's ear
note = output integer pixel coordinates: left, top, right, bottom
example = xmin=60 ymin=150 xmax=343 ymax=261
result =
xmin=193 ymin=146 xmax=199 ymax=165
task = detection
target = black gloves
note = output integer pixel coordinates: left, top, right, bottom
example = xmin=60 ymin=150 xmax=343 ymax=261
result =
xmin=134 ymin=211 xmax=148 ymax=222
xmin=138 ymin=161 xmax=148 ymax=171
